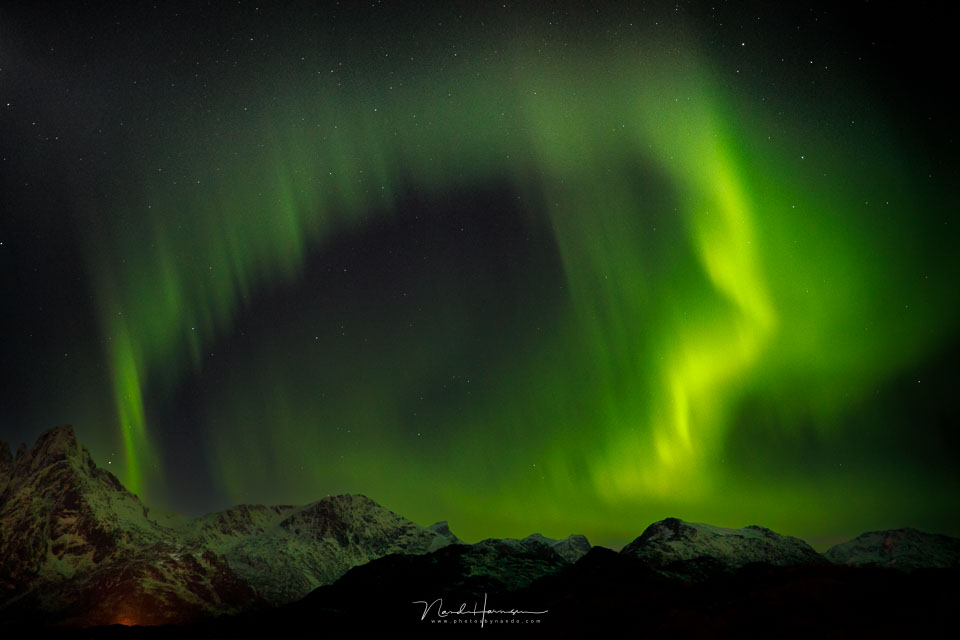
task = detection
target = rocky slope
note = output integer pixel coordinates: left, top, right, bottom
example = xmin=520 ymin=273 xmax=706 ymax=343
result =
xmin=205 ymin=494 xmax=458 ymax=604
xmin=0 ymin=425 xmax=183 ymax=625
xmin=0 ymin=425 xmax=457 ymax=626
xmin=621 ymin=517 xmax=823 ymax=580
xmin=824 ymin=527 xmax=960 ymax=569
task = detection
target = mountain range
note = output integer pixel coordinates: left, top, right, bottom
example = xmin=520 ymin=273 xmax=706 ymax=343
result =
xmin=1 ymin=425 xmax=957 ymax=635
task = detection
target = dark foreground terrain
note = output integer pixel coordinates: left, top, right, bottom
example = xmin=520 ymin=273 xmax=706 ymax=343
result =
xmin=7 ymin=549 xmax=957 ymax=637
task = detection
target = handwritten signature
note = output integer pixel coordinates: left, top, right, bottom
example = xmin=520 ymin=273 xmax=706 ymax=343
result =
xmin=413 ymin=593 xmax=547 ymax=628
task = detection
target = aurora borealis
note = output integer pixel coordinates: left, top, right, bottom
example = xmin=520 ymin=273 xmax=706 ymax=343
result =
xmin=1 ymin=2 xmax=958 ymax=549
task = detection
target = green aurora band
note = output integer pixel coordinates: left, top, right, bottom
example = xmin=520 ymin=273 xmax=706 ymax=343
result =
xmin=83 ymin=31 xmax=958 ymax=547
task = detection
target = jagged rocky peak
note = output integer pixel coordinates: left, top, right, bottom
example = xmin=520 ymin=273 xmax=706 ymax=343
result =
xmin=278 ymin=493 xmax=453 ymax=550
xmin=1 ymin=424 xmax=151 ymax=517
xmin=190 ymin=503 xmax=297 ymax=538
xmin=281 ymin=493 xmax=391 ymax=532
xmin=621 ymin=517 xmax=822 ymax=580
xmin=427 ymin=520 xmax=460 ymax=543
xmin=550 ymin=534 xmax=592 ymax=563
xmin=825 ymin=528 xmax=960 ymax=570
xmin=473 ymin=531 xmax=592 ymax=564
xmin=520 ymin=532 xmax=592 ymax=562
xmin=0 ymin=425 xmax=168 ymax=621
xmin=12 ymin=424 xmax=92 ymax=476
xmin=32 ymin=423 xmax=80 ymax=455
xmin=283 ymin=493 xmax=392 ymax=527
xmin=2 ymin=424 xmax=133 ymax=504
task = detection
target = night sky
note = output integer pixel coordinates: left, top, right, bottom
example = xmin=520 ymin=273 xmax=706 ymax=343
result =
xmin=1 ymin=1 xmax=958 ymax=550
